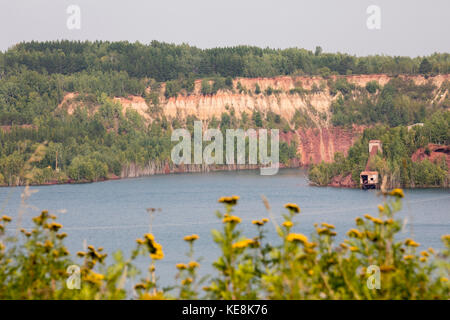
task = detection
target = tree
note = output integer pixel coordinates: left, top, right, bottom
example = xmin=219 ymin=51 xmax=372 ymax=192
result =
xmin=252 ymin=111 xmax=263 ymax=127
xmin=365 ymin=81 xmax=380 ymax=94
xmin=314 ymin=46 xmax=322 ymax=56
xmin=201 ymin=80 xmax=212 ymax=95
xmin=419 ymin=58 xmax=432 ymax=75
xmin=255 ymin=83 xmax=261 ymax=94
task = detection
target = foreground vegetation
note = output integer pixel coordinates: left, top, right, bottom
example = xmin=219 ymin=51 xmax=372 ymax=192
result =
xmin=0 ymin=190 xmax=448 ymax=299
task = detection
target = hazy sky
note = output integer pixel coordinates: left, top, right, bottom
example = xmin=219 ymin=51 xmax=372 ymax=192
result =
xmin=1 ymin=0 xmax=449 ymax=56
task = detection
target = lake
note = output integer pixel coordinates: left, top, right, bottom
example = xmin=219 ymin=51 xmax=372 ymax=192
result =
xmin=1 ymin=168 xmax=449 ymax=288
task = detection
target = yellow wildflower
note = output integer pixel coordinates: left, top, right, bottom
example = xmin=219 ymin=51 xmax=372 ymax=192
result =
xmin=284 ymin=203 xmax=300 ymax=213
xmin=321 ymin=222 xmax=335 ymax=229
xmin=317 ymin=228 xmax=329 ymax=235
xmin=60 ymin=247 xmax=69 ymax=256
xmin=232 ymin=238 xmax=254 ymax=249
xmin=183 ymin=235 xmax=198 ymax=242
xmin=441 ymin=277 xmax=448 ymax=283
xmin=183 ymin=234 xmax=199 ymax=242
xmin=223 ymin=215 xmax=241 ymax=224
xmin=306 ymin=242 xmax=317 ymax=249
xmin=405 ymin=239 xmax=420 ymax=247
xmin=308 ymin=270 xmax=314 ymax=276
xmin=48 ymin=222 xmax=63 ymax=232
xmin=282 ymin=221 xmax=293 ymax=228
xmin=56 ymin=232 xmax=67 ymax=240
xmin=218 ymin=195 xmax=240 ymax=205
xmin=377 ymin=205 xmax=385 ymax=212
xmin=188 ymin=261 xmax=200 ymax=269
xmin=44 ymin=240 xmax=53 ymax=249
xmin=262 ymin=218 xmax=269 ymax=223
xmin=372 ymin=217 xmax=383 ymax=224
xmin=286 ymin=233 xmax=308 ymax=244
xmin=84 ymin=271 xmax=105 ymax=285
xmin=176 ymin=263 xmax=187 ymax=270
xmin=403 ymin=255 xmax=414 ymax=260
xmin=421 ymin=251 xmax=429 ymax=257
xmin=150 ymin=242 xmax=164 ymax=260
xmin=347 ymin=228 xmax=363 ymax=239
xmin=252 ymin=220 xmax=264 ymax=226
xmin=349 ymin=246 xmax=359 ymax=252
xmin=134 ymin=283 xmax=147 ymax=290
xmin=389 ymin=188 xmax=404 ymax=198
xmin=419 ymin=257 xmax=427 ymax=262
xmin=181 ymin=278 xmax=193 ymax=286
xmin=1 ymin=215 xmax=12 ymax=222
xmin=77 ymin=251 xmax=86 ymax=257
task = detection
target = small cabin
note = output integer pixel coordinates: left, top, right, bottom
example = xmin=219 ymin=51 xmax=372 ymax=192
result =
xmin=360 ymin=171 xmax=379 ymax=189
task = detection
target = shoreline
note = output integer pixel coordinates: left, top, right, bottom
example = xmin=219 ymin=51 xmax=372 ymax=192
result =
xmin=2 ymin=165 xmax=449 ymax=190
xmin=0 ymin=162 xmax=303 ymax=188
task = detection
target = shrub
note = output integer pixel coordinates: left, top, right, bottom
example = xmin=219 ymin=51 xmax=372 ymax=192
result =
xmin=366 ymin=81 xmax=380 ymax=94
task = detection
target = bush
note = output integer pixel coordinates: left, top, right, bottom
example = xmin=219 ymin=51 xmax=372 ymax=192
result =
xmin=255 ymin=83 xmax=261 ymax=94
xmin=68 ymin=156 xmax=108 ymax=182
xmin=365 ymin=81 xmax=380 ymax=94
xmin=164 ymin=80 xmax=182 ymax=98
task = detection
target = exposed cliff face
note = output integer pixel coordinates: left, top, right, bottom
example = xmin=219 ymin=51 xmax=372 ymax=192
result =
xmin=120 ymin=161 xmax=299 ymax=178
xmin=161 ymin=91 xmax=332 ymax=121
xmin=293 ymin=126 xmax=364 ymax=166
xmin=412 ymin=144 xmax=450 ymax=169
xmin=58 ymin=74 xmax=449 ymax=171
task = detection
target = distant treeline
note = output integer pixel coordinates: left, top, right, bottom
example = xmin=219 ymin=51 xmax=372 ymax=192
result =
xmin=1 ymin=40 xmax=449 ymax=81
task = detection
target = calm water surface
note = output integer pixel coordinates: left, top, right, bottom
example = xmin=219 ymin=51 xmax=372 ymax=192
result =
xmin=1 ymin=169 xmax=449 ymax=287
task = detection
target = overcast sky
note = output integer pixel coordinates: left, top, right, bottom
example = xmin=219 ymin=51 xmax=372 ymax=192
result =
xmin=1 ymin=0 xmax=449 ymax=56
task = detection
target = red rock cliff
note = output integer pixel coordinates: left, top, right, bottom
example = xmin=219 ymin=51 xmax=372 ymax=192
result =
xmin=58 ymin=74 xmax=449 ymax=167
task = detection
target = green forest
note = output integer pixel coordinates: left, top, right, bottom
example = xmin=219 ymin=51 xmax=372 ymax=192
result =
xmin=0 ymin=41 xmax=449 ymax=186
